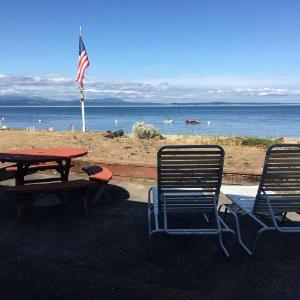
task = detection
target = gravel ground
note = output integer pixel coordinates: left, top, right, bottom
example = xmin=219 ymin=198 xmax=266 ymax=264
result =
xmin=0 ymin=130 xmax=266 ymax=170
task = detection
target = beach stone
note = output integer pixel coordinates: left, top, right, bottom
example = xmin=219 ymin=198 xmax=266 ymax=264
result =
xmin=104 ymin=129 xmax=124 ymax=138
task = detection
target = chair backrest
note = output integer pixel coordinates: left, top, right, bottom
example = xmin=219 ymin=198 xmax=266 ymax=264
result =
xmin=254 ymin=144 xmax=300 ymax=214
xmin=157 ymin=145 xmax=224 ymax=213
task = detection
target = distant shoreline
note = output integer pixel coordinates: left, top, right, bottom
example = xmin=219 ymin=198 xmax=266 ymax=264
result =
xmin=1 ymin=103 xmax=300 ymax=108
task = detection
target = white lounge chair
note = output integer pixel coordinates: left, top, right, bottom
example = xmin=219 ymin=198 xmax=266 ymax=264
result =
xmin=148 ymin=145 xmax=235 ymax=258
xmin=220 ymin=144 xmax=300 ymax=255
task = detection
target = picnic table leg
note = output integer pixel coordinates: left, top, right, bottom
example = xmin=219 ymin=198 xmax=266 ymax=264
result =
xmin=15 ymin=163 xmax=26 ymax=224
xmin=15 ymin=162 xmax=25 ymax=185
xmin=55 ymin=159 xmax=71 ymax=206
xmin=56 ymin=159 xmax=71 ymax=182
xmin=59 ymin=159 xmax=71 ymax=209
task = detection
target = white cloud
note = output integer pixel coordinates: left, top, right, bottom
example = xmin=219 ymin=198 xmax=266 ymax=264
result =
xmin=0 ymin=74 xmax=300 ymax=103
xmin=143 ymin=74 xmax=300 ymax=89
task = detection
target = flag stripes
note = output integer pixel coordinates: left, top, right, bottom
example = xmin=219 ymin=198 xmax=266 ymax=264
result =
xmin=76 ymin=35 xmax=90 ymax=87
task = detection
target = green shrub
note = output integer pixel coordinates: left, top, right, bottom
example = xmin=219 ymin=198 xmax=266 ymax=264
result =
xmin=132 ymin=122 xmax=160 ymax=139
xmin=235 ymin=136 xmax=284 ymax=147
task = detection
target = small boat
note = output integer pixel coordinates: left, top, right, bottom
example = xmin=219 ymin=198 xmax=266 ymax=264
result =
xmin=163 ymin=119 xmax=173 ymax=124
xmin=185 ymin=119 xmax=200 ymax=125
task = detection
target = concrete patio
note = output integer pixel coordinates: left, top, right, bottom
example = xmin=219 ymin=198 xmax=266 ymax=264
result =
xmin=0 ymin=174 xmax=299 ymax=299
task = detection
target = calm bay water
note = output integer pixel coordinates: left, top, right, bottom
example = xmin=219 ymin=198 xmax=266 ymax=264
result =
xmin=0 ymin=105 xmax=299 ymax=137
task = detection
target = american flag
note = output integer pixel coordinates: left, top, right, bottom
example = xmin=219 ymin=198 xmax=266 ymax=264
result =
xmin=76 ymin=35 xmax=90 ymax=88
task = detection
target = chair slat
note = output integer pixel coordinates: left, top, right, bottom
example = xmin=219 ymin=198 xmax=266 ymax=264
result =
xmin=160 ymin=158 xmax=222 ymax=162
xmin=160 ymin=161 xmax=221 ymax=166
xmin=160 ymin=170 xmax=220 ymax=173
xmin=266 ymin=174 xmax=300 ymax=179
xmin=267 ymin=163 xmax=300 ymax=167
xmin=267 ymin=159 xmax=300 ymax=164
xmin=268 ymin=154 xmax=300 ymax=158
xmin=160 ymin=174 xmax=219 ymax=179
xmin=266 ymin=167 xmax=300 ymax=172
xmin=161 ymin=150 xmax=222 ymax=155
xmin=269 ymin=149 xmax=300 ymax=154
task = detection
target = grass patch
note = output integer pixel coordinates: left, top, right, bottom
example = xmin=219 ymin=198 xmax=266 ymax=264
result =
xmin=235 ymin=136 xmax=284 ymax=147
xmin=165 ymin=134 xmax=284 ymax=147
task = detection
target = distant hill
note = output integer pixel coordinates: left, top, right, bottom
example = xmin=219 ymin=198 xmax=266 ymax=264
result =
xmin=0 ymin=95 xmax=57 ymax=106
xmin=0 ymin=96 xmax=294 ymax=106
xmin=0 ymin=96 xmax=155 ymax=106
xmin=169 ymin=101 xmax=290 ymax=106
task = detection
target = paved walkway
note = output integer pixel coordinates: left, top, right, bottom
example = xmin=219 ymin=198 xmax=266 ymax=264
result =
xmin=0 ymin=174 xmax=299 ymax=299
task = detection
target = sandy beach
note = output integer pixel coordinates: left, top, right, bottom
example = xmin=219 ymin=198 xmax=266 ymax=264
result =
xmin=0 ymin=129 xmax=278 ymax=171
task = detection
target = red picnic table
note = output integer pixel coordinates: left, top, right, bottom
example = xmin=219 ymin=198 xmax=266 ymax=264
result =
xmin=0 ymin=147 xmax=88 ymax=185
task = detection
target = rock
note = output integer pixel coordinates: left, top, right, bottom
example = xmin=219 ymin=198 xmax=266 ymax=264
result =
xmin=152 ymin=134 xmax=165 ymax=140
xmin=47 ymin=126 xmax=54 ymax=132
xmin=104 ymin=129 xmax=124 ymax=138
xmin=185 ymin=119 xmax=201 ymax=124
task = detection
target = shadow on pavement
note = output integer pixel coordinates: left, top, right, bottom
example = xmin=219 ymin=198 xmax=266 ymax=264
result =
xmin=0 ymin=183 xmax=299 ymax=299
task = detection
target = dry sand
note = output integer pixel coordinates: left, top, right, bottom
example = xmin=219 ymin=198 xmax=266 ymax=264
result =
xmin=0 ymin=130 xmax=266 ymax=170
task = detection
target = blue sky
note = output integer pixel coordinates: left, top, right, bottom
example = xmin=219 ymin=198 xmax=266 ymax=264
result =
xmin=1 ymin=0 xmax=300 ymax=102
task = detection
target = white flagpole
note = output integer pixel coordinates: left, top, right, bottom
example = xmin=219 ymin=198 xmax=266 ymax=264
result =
xmin=80 ymin=87 xmax=86 ymax=132
xmin=79 ymin=25 xmax=86 ymax=132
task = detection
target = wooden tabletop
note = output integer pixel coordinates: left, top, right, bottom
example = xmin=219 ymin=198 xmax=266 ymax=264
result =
xmin=0 ymin=148 xmax=88 ymax=163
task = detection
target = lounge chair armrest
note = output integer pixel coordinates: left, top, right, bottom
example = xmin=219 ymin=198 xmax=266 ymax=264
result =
xmin=148 ymin=187 xmax=159 ymax=211
xmin=148 ymin=187 xmax=154 ymax=207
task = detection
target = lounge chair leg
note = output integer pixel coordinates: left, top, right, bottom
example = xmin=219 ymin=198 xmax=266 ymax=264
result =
xmin=222 ymin=205 xmax=253 ymax=256
xmin=251 ymin=227 xmax=272 ymax=255
xmin=221 ymin=205 xmax=274 ymax=256
xmin=219 ymin=204 xmax=228 ymax=221
xmin=214 ymin=201 xmax=233 ymax=258
xmin=217 ymin=230 xmax=230 ymax=258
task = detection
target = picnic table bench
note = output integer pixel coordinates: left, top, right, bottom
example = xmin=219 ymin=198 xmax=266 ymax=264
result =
xmin=6 ymin=179 xmax=93 ymax=223
xmin=5 ymin=161 xmax=75 ymax=173
xmin=82 ymin=166 xmax=113 ymax=201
